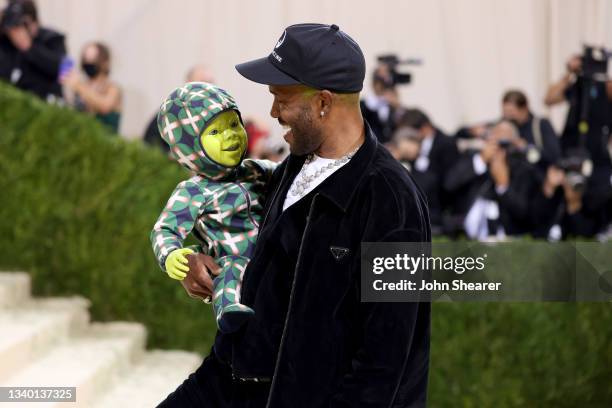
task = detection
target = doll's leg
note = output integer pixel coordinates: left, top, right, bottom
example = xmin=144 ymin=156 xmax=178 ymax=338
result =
xmin=212 ymin=255 xmax=254 ymax=333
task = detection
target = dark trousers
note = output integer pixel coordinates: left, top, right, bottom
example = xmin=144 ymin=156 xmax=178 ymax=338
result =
xmin=157 ymin=351 xmax=270 ymax=407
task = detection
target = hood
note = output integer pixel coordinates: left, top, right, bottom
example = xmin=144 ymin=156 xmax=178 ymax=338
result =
xmin=157 ymin=82 xmax=245 ymax=180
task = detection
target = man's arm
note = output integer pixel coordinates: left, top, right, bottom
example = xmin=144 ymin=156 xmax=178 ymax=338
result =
xmin=21 ymin=31 xmax=66 ymax=79
xmin=545 ymin=55 xmax=580 ymax=106
xmin=544 ymin=73 xmax=573 ymax=106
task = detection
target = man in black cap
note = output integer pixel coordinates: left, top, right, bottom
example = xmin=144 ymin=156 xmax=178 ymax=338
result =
xmin=159 ymin=23 xmax=431 ymax=408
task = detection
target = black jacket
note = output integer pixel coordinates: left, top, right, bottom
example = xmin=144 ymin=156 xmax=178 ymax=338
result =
xmin=516 ymin=113 xmax=561 ymax=172
xmin=217 ymin=123 xmax=431 ymax=407
xmin=359 ymin=99 xmax=396 ymax=144
xmin=408 ymin=129 xmax=460 ymax=232
xmin=0 ymin=27 xmax=65 ymax=101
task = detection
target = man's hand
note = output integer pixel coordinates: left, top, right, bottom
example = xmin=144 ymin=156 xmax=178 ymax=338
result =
xmin=480 ymin=140 xmax=499 ymax=164
xmin=489 ymin=150 xmax=510 ymax=188
xmin=7 ymin=26 xmax=32 ymax=51
xmin=181 ymin=253 xmax=222 ymax=301
xmin=543 ymin=166 xmax=565 ymax=198
xmin=61 ymin=69 xmax=81 ymax=91
xmin=566 ymin=55 xmax=582 ymax=75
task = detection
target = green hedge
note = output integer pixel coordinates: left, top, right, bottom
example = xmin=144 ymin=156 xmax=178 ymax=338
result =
xmin=0 ymin=83 xmax=610 ymax=406
xmin=0 ymin=83 xmax=218 ymax=352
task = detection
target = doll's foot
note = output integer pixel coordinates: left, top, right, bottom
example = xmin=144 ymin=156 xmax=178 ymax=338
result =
xmin=217 ymin=303 xmax=254 ymax=333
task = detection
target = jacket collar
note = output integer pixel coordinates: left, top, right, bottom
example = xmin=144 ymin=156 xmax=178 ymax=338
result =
xmin=284 ymin=120 xmax=379 ymax=213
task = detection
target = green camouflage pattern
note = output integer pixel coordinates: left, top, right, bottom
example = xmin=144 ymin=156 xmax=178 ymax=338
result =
xmin=151 ymin=82 xmax=277 ymax=332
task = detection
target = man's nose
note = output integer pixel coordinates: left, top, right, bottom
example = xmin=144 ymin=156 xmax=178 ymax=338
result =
xmin=270 ymin=100 xmax=279 ymax=119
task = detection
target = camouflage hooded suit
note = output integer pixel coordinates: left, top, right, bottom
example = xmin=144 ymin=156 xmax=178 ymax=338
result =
xmin=151 ymin=82 xmax=275 ymax=333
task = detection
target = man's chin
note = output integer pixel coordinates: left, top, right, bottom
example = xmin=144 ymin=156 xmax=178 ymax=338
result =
xmin=288 ymin=144 xmax=312 ymax=156
xmin=285 ymin=131 xmax=320 ymax=156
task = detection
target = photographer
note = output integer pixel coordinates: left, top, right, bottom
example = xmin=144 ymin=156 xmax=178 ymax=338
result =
xmin=455 ymin=90 xmax=561 ymax=177
xmin=444 ymin=120 xmax=538 ymax=240
xmin=386 ymin=108 xmax=459 ymax=235
xmin=361 ymin=56 xmax=417 ymax=143
xmin=502 ymin=89 xmax=561 ymax=175
xmin=544 ymin=50 xmax=612 ymax=237
xmin=531 ymin=164 xmax=609 ymax=240
xmin=544 ymin=50 xmax=612 ymax=166
xmin=0 ymin=0 xmax=66 ymax=102
xmin=360 ymin=63 xmax=402 ymax=143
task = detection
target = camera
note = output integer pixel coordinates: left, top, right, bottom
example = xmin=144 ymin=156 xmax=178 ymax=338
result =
xmin=375 ymin=54 xmax=422 ymax=89
xmin=581 ymin=45 xmax=612 ymax=81
xmin=557 ymin=150 xmax=593 ymax=194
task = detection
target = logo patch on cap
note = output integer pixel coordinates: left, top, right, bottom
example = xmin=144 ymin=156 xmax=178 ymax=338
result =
xmin=275 ymin=30 xmax=287 ymax=49
xmin=271 ymin=50 xmax=283 ymax=63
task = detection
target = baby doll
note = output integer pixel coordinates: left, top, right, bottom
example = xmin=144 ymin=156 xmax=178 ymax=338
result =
xmin=151 ymin=82 xmax=275 ymax=333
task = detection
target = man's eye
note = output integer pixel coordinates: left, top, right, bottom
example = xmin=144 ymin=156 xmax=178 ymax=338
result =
xmin=209 ymin=129 xmax=218 ymax=135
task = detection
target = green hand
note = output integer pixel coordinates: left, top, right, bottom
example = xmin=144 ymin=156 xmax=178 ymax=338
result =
xmin=164 ymin=248 xmax=195 ymax=280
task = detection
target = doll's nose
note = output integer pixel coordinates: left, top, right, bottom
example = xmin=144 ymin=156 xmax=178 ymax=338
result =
xmin=222 ymin=128 xmax=238 ymax=140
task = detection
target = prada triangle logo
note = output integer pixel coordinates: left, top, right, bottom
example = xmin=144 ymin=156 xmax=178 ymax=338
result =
xmin=330 ymin=246 xmax=349 ymax=261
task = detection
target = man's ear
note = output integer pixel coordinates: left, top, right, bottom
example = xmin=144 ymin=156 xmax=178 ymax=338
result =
xmin=318 ymin=90 xmax=334 ymax=115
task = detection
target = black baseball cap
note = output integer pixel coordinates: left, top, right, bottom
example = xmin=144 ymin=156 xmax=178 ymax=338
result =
xmin=235 ymin=23 xmax=365 ymax=93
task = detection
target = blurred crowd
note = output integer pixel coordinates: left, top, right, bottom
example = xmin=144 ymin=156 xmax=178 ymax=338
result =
xmin=371 ymin=51 xmax=612 ymax=241
xmin=1 ymin=0 xmax=610 ymax=241
xmin=0 ymin=0 xmax=121 ymax=132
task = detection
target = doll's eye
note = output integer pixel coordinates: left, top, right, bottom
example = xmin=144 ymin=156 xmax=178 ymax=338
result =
xmin=231 ymin=121 xmax=238 ymax=128
xmin=209 ymin=129 xmax=218 ymax=135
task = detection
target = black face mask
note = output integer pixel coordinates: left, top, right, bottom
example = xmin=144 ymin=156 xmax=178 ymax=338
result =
xmin=81 ymin=63 xmax=99 ymax=78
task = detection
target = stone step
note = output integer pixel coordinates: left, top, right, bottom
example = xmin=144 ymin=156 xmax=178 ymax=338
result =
xmin=0 ymin=322 xmax=146 ymax=408
xmin=92 ymin=350 xmax=201 ymax=408
xmin=0 ymin=297 xmax=90 ymax=383
xmin=0 ymin=272 xmax=31 ymax=308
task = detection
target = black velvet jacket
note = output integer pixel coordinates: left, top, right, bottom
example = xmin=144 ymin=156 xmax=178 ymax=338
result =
xmin=218 ymin=123 xmax=431 ymax=407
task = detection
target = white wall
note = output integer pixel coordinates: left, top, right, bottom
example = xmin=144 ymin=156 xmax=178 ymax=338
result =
xmin=31 ymin=0 xmax=612 ymax=139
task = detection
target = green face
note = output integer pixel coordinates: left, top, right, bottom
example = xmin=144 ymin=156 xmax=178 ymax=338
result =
xmin=200 ymin=110 xmax=247 ymax=167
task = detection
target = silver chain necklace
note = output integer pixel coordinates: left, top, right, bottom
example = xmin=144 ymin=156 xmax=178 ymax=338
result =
xmin=289 ymin=146 xmax=359 ymax=198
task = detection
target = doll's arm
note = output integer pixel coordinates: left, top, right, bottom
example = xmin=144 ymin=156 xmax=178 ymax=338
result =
xmin=251 ymin=159 xmax=278 ymax=180
xmin=150 ymin=178 xmax=206 ymax=274
xmin=242 ymin=159 xmax=279 ymax=183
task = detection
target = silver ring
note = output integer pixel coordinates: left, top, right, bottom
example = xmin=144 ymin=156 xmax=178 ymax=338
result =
xmin=203 ymin=296 xmax=212 ymax=304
